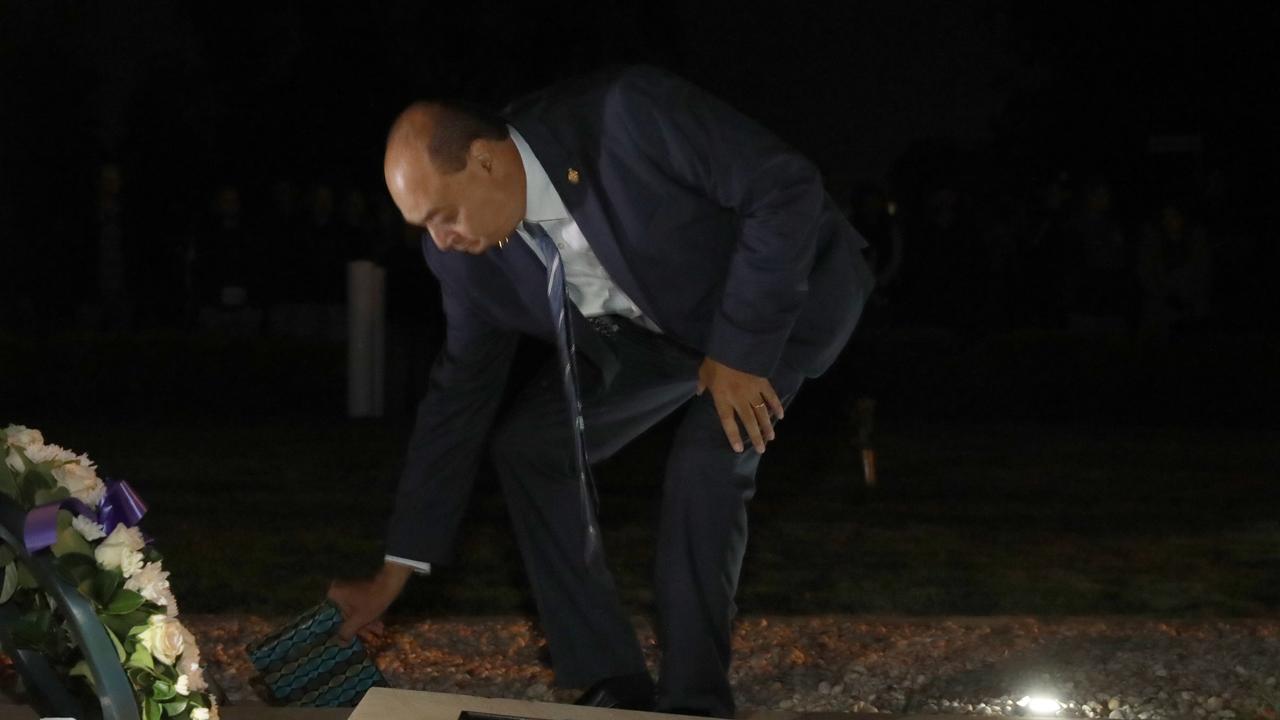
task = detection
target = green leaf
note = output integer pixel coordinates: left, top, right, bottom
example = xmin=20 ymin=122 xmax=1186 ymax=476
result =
xmin=101 ymin=611 xmax=136 ymax=642
xmin=128 ymin=665 xmax=157 ymax=690
xmin=145 ymin=697 xmax=162 ymax=720
xmin=108 ymin=623 xmax=128 ymax=662
xmin=105 ymin=588 xmax=146 ymax=614
xmin=0 ymin=562 xmax=16 ymax=604
xmin=56 ymin=550 xmax=97 ymax=571
xmin=152 ymin=678 xmax=177 ymax=702
xmin=102 ymin=607 xmax=152 ymax=641
xmin=12 ymin=608 xmax=53 ymax=648
xmin=17 ymin=465 xmax=54 ymax=507
xmin=32 ymin=485 xmax=70 ymax=506
xmin=162 ymin=698 xmax=190 ymax=717
xmin=127 ymin=640 xmax=155 ymax=671
xmin=54 ymin=552 xmax=98 ymax=588
xmin=95 ymin=568 xmax=124 ymax=605
xmin=0 ymin=457 xmax=17 ymax=499
xmin=14 ymin=561 xmax=38 ymax=590
xmin=51 ymin=524 xmax=94 ymax=560
xmin=69 ymin=659 xmax=98 ymax=691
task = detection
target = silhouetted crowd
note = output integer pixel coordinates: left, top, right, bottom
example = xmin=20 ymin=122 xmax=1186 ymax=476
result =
xmin=9 ymin=161 xmax=1270 ymax=352
xmin=845 ymin=168 xmax=1267 ymax=344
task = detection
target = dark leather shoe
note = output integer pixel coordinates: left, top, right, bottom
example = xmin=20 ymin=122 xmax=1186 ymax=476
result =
xmin=574 ymin=672 xmax=656 ymax=711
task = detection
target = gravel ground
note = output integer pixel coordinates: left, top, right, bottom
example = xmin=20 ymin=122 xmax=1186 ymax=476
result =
xmin=196 ymin=615 xmax=1278 ymax=718
xmin=5 ymin=615 xmax=1278 ymax=718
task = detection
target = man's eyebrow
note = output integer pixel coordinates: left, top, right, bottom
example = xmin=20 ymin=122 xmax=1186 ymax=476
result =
xmin=416 ymin=206 xmax=451 ymax=226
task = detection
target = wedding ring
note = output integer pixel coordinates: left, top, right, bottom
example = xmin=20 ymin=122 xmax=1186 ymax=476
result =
xmin=751 ymin=401 xmax=767 ymax=409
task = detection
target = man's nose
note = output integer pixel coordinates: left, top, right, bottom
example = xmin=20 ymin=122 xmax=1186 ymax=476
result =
xmin=431 ymin=231 xmax=455 ymax=251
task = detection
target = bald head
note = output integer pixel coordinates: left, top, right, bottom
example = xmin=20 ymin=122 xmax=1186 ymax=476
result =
xmin=387 ymin=101 xmax=510 ymax=175
xmin=384 ymin=101 xmax=526 ymax=255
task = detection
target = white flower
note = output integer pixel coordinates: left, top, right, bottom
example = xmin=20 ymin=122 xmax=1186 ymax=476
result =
xmin=185 ymin=662 xmax=207 ymax=692
xmin=137 ymin=614 xmax=186 ymax=666
xmin=96 ymin=544 xmax=144 ymax=578
xmin=176 ymin=674 xmax=190 ymax=696
xmin=51 ymin=462 xmax=106 ymax=506
xmin=179 ymin=626 xmax=206 ymax=690
xmin=124 ymin=562 xmax=171 ymax=608
xmin=191 ymin=709 xmax=210 ymax=720
xmin=71 ymin=515 xmax=107 ymax=542
xmin=100 ymin=524 xmax=145 ymax=551
xmin=94 ymin=525 xmax=146 ymax=578
xmin=3 ymin=424 xmax=43 ymax=449
xmin=24 ymin=443 xmax=79 ymax=465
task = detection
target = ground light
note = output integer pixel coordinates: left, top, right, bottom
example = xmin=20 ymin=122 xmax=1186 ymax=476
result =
xmin=1017 ymin=695 xmax=1064 ymax=716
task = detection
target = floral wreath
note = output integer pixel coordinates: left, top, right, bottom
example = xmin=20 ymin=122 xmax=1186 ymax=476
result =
xmin=1 ymin=424 xmax=218 ymax=720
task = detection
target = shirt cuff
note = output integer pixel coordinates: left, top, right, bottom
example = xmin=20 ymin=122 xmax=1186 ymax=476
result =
xmin=385 ymin=554 xmax=432 ymax=576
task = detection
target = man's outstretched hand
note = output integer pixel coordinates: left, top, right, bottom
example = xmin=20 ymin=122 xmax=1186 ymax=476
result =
xmin=327 ymin=561 xmax=413 ymax=642
xmin=696 ymin=357 xmax=785 ymax=454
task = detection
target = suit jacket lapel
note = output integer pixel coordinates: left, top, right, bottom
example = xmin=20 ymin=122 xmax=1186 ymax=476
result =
xmin=507 ymin=115 xmax=661 ymax=325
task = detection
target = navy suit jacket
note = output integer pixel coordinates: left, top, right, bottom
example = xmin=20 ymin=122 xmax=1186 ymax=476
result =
xmin=386 ymin=66 xmax=874 ymax=564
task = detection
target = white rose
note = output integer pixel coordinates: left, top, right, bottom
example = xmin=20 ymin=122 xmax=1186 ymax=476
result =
xmin=124 ymin=562 xmax=171 ymax=607
xmin=176 ymin=674 xmax=190 ymax=696
xmin=71 ymin=515 xmax=107 ymax=542
xmin=3 ymin=424 xmax=43 ymax=449
xmin=191 ymin=709 xmax=210 ymax=720
xmin=50 ymin=462 xmax=106 ymax=506
xmin=137 ymin=615 xmax=186 ymax=666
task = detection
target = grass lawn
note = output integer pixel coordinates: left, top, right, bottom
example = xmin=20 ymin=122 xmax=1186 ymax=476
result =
xmin=11 ymin=413 xmax=1277 ymax=619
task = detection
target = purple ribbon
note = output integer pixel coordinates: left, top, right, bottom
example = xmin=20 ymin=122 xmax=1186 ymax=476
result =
xmin=22 ymin=480 xmax=147 ymax=553
xmin=23 ymin=497 xmax=96 ymax=553
xmin=98 ymin=480 xmax=147 ymax=536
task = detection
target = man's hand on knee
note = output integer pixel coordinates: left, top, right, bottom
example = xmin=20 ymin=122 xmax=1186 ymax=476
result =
xmin=696 ymin=356 xmax=785 ymax=454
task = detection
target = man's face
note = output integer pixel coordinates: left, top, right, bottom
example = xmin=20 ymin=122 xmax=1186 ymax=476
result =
xmin=385 ymin=139 xmax=523 ymax=255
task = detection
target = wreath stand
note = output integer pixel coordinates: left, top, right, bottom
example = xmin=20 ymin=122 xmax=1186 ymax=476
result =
xmin=0 ymin=493 xmax=141 ymax=720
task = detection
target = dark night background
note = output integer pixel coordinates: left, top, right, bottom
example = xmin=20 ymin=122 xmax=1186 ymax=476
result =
xmin=1 ymin=2 xmax=1278 ymax=617
xmin=3 ymin=1 xmax=1277 ymax=338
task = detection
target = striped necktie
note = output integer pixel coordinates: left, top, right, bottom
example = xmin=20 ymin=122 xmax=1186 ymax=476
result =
xmin=523 ymin=221 xmax=607 ymax=576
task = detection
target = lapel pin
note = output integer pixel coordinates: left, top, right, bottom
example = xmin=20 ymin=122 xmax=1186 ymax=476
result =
xmin=567 ymin=168 xmax=581 ymax=185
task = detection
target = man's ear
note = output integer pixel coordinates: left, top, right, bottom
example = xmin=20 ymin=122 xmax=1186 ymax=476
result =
xmin=471 ymin=140 xmax=494 ymax=174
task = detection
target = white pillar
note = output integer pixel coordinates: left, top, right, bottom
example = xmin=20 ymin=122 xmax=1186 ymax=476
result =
xmin=347 ymin=260 xmax=386 ymax=418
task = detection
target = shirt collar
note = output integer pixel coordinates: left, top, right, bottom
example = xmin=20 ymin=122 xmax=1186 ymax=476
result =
xmin=509 ymin=125 xmax=569 ymax=224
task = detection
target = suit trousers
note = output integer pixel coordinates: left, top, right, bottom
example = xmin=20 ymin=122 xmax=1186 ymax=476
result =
xmin=489 ymin=317 xmax=805 ymax=718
